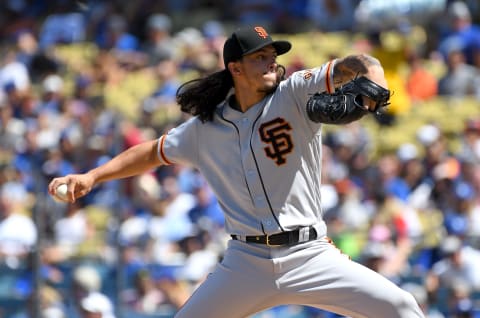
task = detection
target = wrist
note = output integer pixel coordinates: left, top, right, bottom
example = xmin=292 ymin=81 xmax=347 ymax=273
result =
xmin=86 ymin=169 xmax=100 ymax=185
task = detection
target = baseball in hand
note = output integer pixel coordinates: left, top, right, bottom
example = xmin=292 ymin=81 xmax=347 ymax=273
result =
xmin=53 ymin=184 xmax=69 ymax=203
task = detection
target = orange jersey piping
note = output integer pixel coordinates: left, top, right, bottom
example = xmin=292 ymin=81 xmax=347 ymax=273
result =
xmin=326 ymin=60 xmax=335 ymax=94
xmin=157 ymin=135 xmax=173 ymax=165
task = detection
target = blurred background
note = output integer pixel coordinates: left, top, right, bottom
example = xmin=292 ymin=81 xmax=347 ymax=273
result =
xmin=1 ymin=0 xmax=480 ymax=317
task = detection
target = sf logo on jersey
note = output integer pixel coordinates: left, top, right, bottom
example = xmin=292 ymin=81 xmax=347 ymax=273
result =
xmin=259 ymin=118 xmax=293 ymax=165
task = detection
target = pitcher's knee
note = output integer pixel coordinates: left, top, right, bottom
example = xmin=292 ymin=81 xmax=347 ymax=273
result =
xmin=390 ymin=289 xmax=424 ymax=318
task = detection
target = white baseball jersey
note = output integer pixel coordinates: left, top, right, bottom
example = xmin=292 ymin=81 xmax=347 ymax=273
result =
xmin=157 ymin=60 xmax=335 ymax=237
xmin=157 ymin=60 xmax=425 ymax=318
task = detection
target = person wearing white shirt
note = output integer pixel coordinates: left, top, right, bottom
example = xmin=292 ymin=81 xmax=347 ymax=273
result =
xmin=0 ymin=181 xmax=37 ymax=267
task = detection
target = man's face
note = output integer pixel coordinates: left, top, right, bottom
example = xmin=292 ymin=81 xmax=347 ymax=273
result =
xmin=0 ymin=195 xmax=12 ymax=219
xmin=81 ymin=310 xmax=102 ymax=318
xmin=238 ymin=45 xmax=280 ymax=94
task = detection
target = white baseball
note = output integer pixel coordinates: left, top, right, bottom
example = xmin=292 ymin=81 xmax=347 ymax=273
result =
xmin=53 ymin=184 xmax=69 ymax=203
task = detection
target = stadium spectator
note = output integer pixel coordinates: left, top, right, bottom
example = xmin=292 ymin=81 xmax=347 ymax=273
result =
xmin=53 ymin=201 xmax=92 ymax=261
xmin=142 ymin=58 xmax=181 ymax=118
xmin=101 ymin=14 xmax=139 ymax=52
xmin=121 ymin=269 xmax=168 ymax=314
xmin=426 ymin=235 xmax=480 ymax=295
xmin=230 ymin=0 xmax=276 ymax=28
xmin=457 ymin=119 xmax=480 ymax=164
xmin=187 ymin=181 xmax=225 ymax=230
xmin=438 ymin=46 xmax=480 ymax=98
xmin=306 ymin=0 xmax=356 ymax=32
xmin=38 ymin=1 xmax=86 ymax=49
xmin=401 ymin=282 xmax=446 ymax=318
xmin=69 ymin=265 xmax=115 ymax=318
xmin=0 ymin=50 xmax=31 ymax=103
xmin=437 ymin=0 xmax=480 ymax=66
xmin=0 ymin=181 xmax=37 ymax=267
xmin=143 ymin=13 xmax=175 ymax=64
xmin=405 ymin=48 xmax=439 ymax=102
xmin=79 ymin=292 xmax=115 ymax=318
xmin=148 ymin=175 xmax=196 ymax=246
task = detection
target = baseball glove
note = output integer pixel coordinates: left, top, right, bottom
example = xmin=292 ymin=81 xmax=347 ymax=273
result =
xmin=306 ymin=76 xmax=391 ymax=124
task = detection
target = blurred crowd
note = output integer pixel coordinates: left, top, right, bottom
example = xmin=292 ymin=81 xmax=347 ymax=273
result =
xmin=1 ymin=0 xmax=480 ymax=317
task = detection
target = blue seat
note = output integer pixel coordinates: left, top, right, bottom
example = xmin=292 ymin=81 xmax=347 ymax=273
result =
xmin=0 ymin=297 xmax=28 ymax=317
xmin=119 ymin=307 xmax=176 ymax=318
xmin=0 ymin=264 xmax=32 ymax=298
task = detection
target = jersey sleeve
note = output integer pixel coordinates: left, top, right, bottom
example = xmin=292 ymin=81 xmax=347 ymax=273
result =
xmin=156 ymin=117 xmax=199 ymax=166
xmin=277 ymin=60 xmax=335 ymax=129
xmin=287 ymin=59 xmax=336 ymax=107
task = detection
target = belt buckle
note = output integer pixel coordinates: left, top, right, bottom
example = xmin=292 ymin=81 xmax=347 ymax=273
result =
xmin=266 ymin=234 xmax=272 ymax=246
xmin=265 ymin=234 xmax=281 ymax=247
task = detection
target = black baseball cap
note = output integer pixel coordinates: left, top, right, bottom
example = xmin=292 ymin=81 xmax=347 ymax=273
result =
xmin=223 ymin=26 xmax=292 ymax=68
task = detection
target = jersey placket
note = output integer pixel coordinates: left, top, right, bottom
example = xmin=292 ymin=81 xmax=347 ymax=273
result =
xmin=238 ymin=113 xmax=281 ymax=234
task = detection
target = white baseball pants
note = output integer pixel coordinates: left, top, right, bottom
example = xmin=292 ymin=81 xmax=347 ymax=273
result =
xmin=175 ymin=237 xmax=425 ymax=318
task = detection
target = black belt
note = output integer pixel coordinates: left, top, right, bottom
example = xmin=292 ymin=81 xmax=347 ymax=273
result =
xmin=231 ymin=226 xmax=317 ymax=247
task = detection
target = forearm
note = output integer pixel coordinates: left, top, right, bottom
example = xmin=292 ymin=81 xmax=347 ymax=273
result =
xmin=333 ymin=54 xmax=382 ymax=88
xmin=306 ymin=55 xmax=389 ymax=124
xmin=88 ymin=139 xmax=161 ymax=184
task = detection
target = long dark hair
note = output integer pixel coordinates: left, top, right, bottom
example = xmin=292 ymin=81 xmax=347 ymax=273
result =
xmin=176 ymin=64 xmax=286 ymax=123
xmin=176 ymin=69 xmax=233 ymax=123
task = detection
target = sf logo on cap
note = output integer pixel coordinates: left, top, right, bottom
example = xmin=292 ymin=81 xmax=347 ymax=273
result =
xmin=254 ymin=27 xmax=268 ymax=39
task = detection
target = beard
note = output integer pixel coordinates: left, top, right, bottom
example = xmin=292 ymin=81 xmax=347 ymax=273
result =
xmin=261 ymin=83 xmax=279 ymax=95
xmin=259 ymin=64 xmax=286 ymax=95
